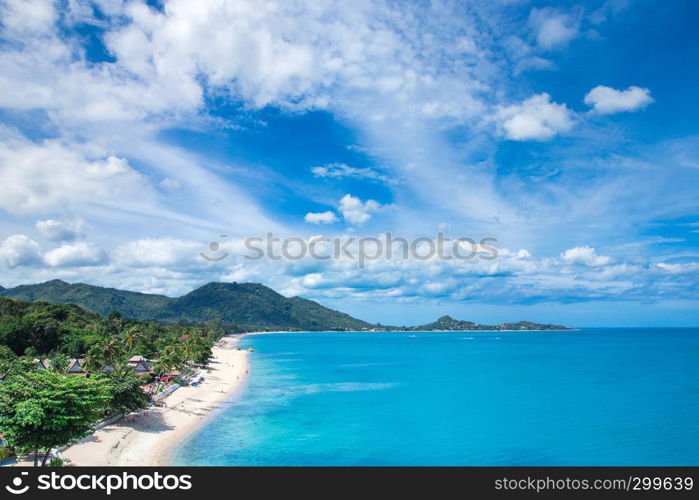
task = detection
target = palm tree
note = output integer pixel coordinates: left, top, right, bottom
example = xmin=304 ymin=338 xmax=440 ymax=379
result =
xmin=155 ymin=345 xmax=183 ymax=375
xmin=47 ymin=352 xmax=70 ymax=374
xmin=82 ymin=351 xmax=102 ymax=373
xmin=101 ymin=338 xmax=121 ymax=366
xmin=179 ymin=338 xmax=198 ymax=365
xmin=122 ymin=326 xmax=143 ymax=354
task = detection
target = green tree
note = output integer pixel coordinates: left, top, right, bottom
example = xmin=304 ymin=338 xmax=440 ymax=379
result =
xmin=81 ymin=350 xmax=102 ymax=373
xmin=104 ymin=366 xmax=150 ymax=416
xmin=188 ymin=335 xmax=213 ymax=365
xmin=100 ymin=338 xmax=121 ymax=366
xmin=204 ymin=319 xmax=226 ymax=339
xmin=107 ymin=310 xmax=122 ymax=322
xmin=47 ymin=352 xmax=69 ymax=374
xmin=0 ymin=370 xmax=110 ymax=466
xmin=122 ymin=326 xmax=143 ymax=354
xmin=0 ymin=345 xmax=16 ymax=363
xmin=155 ymin=345 xmax=182 ymax=375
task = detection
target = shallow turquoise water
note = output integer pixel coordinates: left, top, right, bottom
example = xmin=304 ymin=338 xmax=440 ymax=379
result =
xmin=172 ymin=329 xmax=699 ymax=465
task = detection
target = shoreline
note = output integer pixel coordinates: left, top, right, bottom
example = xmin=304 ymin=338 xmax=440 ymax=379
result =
xmin=238 ymin=329 xmax=576 ymax=335
xmin=60 ymin=337 xmax=249 ymax=466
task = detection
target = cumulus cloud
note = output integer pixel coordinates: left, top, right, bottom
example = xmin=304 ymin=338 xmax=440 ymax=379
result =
xmin=497 ymin=93 xmax=576 ymax=141
xmin=35 ymin=217 xmax=86 ymax=242
xmin=338 ymin=194 xmax=382 ymax=225
xmin=584 ymin=85 xmax=653 ymax=114
xmin=561 ymin=246 xmax=612 ymax=267
xmin=1 ymin=0 xmax=56 ymax=35
xmin=0 ymin=140 xmax=153 ymax=214
xmin=0 ymin=234 xmax=42 ymax=267
xmin=228 ymin=239 xmax=691 ymax=305
xmin=0 ymin=0 xmax=490 ymax=124
xmin=304 ymin=211 xmax=339 ymax=225
xmin=529 ymin=8 xmax=579 ymax=50
xmin=42 ymin=243 xmax=106 ymax=267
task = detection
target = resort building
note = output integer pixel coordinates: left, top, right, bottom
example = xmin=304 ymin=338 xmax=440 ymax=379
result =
xmin=33 ymin=358 xmax=51 ymax=370
xmin=25 ymin=356 xmax=152 ymax=376
xmin=127 ymin=355 xmax=153 ymax=374
xmin=66 ymin=359 xmax=86 ymax=375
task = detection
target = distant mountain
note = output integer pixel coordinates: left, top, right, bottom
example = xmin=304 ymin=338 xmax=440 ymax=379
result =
xmin=157 ymin=282 xmax=372 ymax=330
xmin=0 ymin=281 xmax=570 ymax=332
xmin=0 ymin=279 xmax=172 ymax=320
xmin=0 ymin=280 xmax=372 ymax=331
xmin=412 ymin=315 xmax=571 ymax=331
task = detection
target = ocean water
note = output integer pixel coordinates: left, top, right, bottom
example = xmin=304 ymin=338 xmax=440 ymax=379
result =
xmin=172 ymin=329 xmax=699 ymax=466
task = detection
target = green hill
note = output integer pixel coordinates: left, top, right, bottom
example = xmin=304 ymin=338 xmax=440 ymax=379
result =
xmin=0 ymin=280 xmax=172 ymax=319
xmin=157 ymin=282 xmax=371 ymax=330
xmin=0 ymin=280 xmax=372 ymax=331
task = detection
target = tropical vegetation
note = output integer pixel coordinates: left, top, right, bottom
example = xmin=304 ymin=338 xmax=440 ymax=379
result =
xmin=0 ymin=370 xmax=110 ymax=466
xmin=0 ymin=296 xmax=226 ymax=465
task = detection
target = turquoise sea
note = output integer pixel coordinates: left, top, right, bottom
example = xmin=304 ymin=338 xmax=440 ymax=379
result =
xmin=172 ymin=329 xmax=699 ymax=466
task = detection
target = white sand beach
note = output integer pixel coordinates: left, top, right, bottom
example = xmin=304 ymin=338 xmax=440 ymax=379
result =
xmin=60 ymin=337 xmax=249 ymax=466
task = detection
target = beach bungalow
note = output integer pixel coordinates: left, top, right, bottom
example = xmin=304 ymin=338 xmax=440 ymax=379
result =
xmin=66 ymin=359 xmax=86 ymax=375
xmin=127 ymin=355 xmax=153 ymax=375
xmin=32 ymin=358 xmax=51 ymax=370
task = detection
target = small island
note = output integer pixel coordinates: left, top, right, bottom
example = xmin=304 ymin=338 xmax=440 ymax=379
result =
xmin=404 ymin=315 xmax=572 ymax=332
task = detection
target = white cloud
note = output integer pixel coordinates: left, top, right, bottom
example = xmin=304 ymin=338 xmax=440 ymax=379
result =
xmin=561 ymin=246 xmax=612 ymax=267
xmin=338 ymin=194 xmax=382 ymax=225
xmin=529 ymin=8 xmax=579 ymax=50
xmin=1 ymin=0 xmax=56 ymax=36
xmin=584 ymin=85 xmax=653 ymax=114
xmin=497 ymin=93 xmax=576 ymax=141
xmin=304 ymin=211 xmax=339 ymax=225
xmin=159 ymin=178 xmax=181 ymax=190
xmin=114 ymin=238 xmax=202 ymax=268
xmin=0 ymin=139 xmax=153 ymax=215
xmin=0 ymin=0 xmax=489 ymax=124
xmin=35 ymin=217 xmax=87 ymax=242
xmin=43 ymin=242 xmax=107 ymax=267
xmin=0 ymin=0 xmax=695 ymax=311
xmin=0 ymin=234 xmax=42 ymax=267
xmin=653 ymin=262 xmax=699 ymax=275
xmin=311 ymin=163 xmax=393 ymax=184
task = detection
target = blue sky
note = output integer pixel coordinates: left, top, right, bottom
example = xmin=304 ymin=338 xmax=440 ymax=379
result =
xmin=0 ymin=0 xmax=698 ymax=326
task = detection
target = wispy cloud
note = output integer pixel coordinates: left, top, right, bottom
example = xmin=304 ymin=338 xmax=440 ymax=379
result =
xmin=311 ymin=163 xmax=394 ymax=185
xmin=0 ymin=0 xmax=697 ymax=323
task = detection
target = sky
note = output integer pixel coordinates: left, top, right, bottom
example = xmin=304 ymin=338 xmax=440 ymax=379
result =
xmin=1 ymin=0 xmax=698 ymax=327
